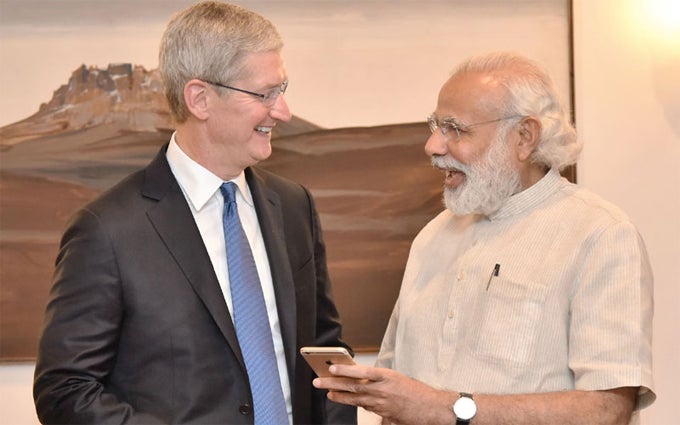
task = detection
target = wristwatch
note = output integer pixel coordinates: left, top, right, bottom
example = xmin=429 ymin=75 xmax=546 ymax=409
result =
xmin=452 ymin=392 xmax=477 ymax=424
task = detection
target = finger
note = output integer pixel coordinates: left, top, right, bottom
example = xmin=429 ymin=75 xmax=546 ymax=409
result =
xmin=326 ymin=389 xmax=369 ymax=407
xmin=313 ymin=376 xmax=361 ymax=391
xmin=330 ymin=364 xmax=391 ymax=383
xmin=328 ymin=363 xmax=375 ymax=379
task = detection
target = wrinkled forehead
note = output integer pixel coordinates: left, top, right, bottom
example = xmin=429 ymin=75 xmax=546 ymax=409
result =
xmin=435 ymin=71 xmax=506 ymax=120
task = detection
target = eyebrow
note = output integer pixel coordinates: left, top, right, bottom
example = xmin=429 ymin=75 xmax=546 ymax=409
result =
xmin=266 ymin=78 xmax=288 ymax=89
xmin=436 ymin=115 xmax=466 ymax=126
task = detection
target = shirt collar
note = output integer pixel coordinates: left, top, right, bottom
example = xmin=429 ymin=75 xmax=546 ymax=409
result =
xmin=166 ymin=133 xmax=253 ymax=211
xmin=488 ymin=168 xmax=564 ymax=220
xmin=229 ymin=173 xmax=254 ymax=207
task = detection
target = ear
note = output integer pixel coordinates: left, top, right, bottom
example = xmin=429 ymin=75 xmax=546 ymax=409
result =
xmin=183 ymin=79 xmax=211 ymax=121
xmin=515 ymin=116 xmax=542 ymax=162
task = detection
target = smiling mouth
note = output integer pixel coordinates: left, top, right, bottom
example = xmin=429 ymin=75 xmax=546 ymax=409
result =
xmin=255 ymin=126 xmax=273 ymax=134
xmin=433 ymin=163 xmax=464 ymax=177
xmin=442 ymin=167 xmax=466 ymax=188
xmin=446 ymin=168 xmax=465 ymax=178
xmin=431 ymin=156 xmax=467 ymax=186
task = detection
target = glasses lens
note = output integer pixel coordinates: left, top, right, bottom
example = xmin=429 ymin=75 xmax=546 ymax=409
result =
xmin=427 ymin=117 xmax=438 ymax=134
xmin=440 ymin=121 xmax=453 ymax=136
xmin=263 ymin=81 xmax=288 ymax=107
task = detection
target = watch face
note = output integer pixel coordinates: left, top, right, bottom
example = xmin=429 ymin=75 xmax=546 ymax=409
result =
xmin=453 ymin=396 xmax=477 ymax=420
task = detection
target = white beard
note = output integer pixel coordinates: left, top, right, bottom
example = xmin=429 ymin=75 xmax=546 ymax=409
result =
xmin=432 ymin=133 xmax=522 ymax=216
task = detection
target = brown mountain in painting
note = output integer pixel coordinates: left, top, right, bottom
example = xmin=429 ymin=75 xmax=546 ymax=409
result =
xmin=0 ymin=64 xmax=444 ymax=359
xmin=0 ymin=63 xmax=320 ymax=148
xmin=0 ymin=64 xmax=170 ymax=146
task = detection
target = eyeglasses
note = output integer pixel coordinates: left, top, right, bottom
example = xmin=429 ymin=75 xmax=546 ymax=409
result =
xmin=427 ymin=114 xmax=525 ymax=141
xmin=204 ymin=80 xmax=288 ymax=107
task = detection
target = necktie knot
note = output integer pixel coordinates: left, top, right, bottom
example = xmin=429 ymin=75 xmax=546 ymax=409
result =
xmin=220 ymin=181 xmax=237 ymax=205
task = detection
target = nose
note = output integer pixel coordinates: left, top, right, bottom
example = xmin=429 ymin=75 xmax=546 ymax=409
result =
xmin=270 ymin=95 xmax=292 ymax=122
xmin=424 ymin=131 xmax=448 ymax=157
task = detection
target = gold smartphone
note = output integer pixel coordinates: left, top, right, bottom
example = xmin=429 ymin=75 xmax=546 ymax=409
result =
xmin=300 ymin=346 xmax=355 ymax=377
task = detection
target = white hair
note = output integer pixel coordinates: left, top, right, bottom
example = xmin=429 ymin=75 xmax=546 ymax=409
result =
xmin=159 ymin=1 xmax=283 ymax=123
xmin=452 ymin=52 xmax=582 ymax=170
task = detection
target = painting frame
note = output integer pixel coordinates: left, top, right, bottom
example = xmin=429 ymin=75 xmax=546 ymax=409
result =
xmin=0 ymin=0 xmax=575 ymax=360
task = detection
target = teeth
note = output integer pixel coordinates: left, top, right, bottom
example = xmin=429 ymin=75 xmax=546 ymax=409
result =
xmin=255 ymin=126 xmax=273 ymax=134
xmin=447 ymin=168 xmax=463 ymax=177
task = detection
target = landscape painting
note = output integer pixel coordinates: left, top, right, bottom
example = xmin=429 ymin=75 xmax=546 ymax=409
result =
xmin=0 ymin=0 xmax=572 ymax=359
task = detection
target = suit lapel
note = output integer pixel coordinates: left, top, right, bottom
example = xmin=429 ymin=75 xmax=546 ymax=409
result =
xmin=246 ymin=168 xmax=297 ymax=371
xmin=141 ymin=146 xmax=245 ymax=367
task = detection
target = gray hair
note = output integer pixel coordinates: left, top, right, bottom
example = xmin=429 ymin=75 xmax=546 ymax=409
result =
xmin=159 ymin=1 xmax=283 ymax=123
xmin=453 ymin=52 xmax=582 ymax=170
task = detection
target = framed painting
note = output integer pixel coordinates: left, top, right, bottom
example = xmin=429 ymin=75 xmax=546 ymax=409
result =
xmin=0 ymin=0 xmax=574 ymax=359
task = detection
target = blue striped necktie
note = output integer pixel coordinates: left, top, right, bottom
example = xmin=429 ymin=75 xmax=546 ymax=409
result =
xmin=220 ymin=182 xmax=288 ymax=425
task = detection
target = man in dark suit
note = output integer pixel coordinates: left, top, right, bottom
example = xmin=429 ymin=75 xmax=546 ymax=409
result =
xmin=33 ymin=2 xmax=356 ymax=424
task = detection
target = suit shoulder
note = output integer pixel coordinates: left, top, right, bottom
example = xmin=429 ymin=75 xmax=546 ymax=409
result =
xmin=84 ymin=169 xmax=147 ymax=214
xmin=79 ymin=144 xmax=172 ymax=216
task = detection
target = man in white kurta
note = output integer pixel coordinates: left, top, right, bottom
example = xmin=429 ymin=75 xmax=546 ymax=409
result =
xmin=376 ymin=167 xmax=654 ymax=414
xmin=314 ymin=52 xmax=655 ymax=425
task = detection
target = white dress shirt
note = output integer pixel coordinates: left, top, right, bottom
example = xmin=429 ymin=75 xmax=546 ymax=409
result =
xmin=166 ymin=135 xmax=292 ymax=424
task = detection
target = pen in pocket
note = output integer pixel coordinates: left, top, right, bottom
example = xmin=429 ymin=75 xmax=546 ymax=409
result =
xmin=485 ymin=263 xmax=501 ymax=291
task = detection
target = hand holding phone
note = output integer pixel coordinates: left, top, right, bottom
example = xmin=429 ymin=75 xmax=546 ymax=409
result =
xmin=300 ymin=346 xmax=355 ymax=377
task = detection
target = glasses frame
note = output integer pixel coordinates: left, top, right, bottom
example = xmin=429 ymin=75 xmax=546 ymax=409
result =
xmin=204 ymin=80 xmax=288 ymax=107
xmin=427 ymin=114 xmax=525 ymax=140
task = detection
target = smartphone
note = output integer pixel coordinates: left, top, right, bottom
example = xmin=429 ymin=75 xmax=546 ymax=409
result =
xmin=299 ymin=346 xmax=355 ymax=377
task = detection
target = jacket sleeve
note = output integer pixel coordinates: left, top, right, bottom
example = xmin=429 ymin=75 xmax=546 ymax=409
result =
xmin=33 ymin=208 xmax=163 ymax=425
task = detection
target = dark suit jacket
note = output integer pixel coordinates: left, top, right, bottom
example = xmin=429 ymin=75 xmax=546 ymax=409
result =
xmin=33 ymin=145 xmax=356 ymax=424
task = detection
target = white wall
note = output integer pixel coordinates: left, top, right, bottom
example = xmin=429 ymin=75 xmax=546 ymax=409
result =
xmin=2 ymin=1 xmax=678 ymax=424
xmin=0 ymin=363 xmax=38 ymax=424
xmin=573 ymin=0 xmax=680 ymax=424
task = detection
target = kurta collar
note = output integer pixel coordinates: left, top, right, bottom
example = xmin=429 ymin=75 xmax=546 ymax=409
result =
xmin=488 ymin=168 xmax=564 ymax=221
